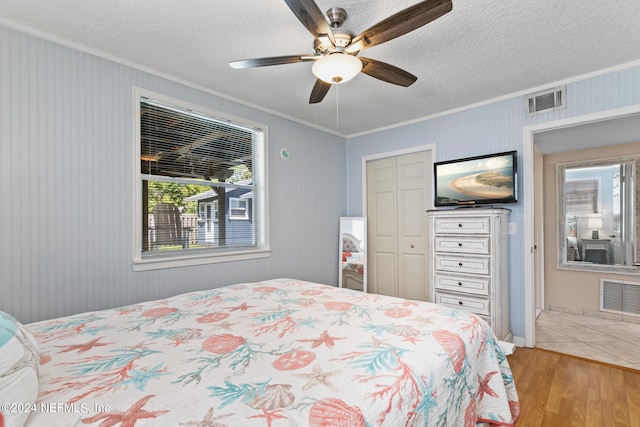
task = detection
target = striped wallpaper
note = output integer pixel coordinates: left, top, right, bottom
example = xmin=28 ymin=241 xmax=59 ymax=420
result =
xmin=346 ymin=64 xmax=640 ymax=340
xmin=0 ymin=24 xmax=346 ymax=323
xmin=2 ymin=22 xmax=639 ymax=342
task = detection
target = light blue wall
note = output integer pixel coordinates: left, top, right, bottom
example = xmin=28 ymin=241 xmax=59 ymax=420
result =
xmin=0 ymin=24 xmax=346 ymax=323
xmin=2 ymin=20 xmax=638 ymax=338
xmin=345 ymin=65 xmax=640 ymax=340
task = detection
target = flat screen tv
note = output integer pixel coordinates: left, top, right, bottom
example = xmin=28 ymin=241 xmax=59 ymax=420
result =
xmin=434 ymin=151 xmax=518 ymax=207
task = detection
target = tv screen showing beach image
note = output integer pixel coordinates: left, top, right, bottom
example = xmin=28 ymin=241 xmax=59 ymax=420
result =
xmin=435 ymin=153 xmax=515 ymax=205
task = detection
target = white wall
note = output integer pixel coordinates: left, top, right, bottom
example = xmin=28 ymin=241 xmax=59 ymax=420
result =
xmin=0 ymin=25 xmax=346 ymax=323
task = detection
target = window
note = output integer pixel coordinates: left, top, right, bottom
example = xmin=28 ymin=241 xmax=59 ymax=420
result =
xmin=229 ymin=198 xmax=249 ymax=220
xmin=565 ymin=178 xmax=599 ymax=214
xmin=133 ymin=89 xmax=268 ymax=269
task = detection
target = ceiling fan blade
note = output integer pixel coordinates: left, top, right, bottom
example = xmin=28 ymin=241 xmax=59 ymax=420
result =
xmin=229 ymin=55 xmax=317 ymax=69
xmin=283 ymin=0 xmax=335 ymax=45
xmin=345 ymin=0 xmax=452 ymax=53
xmin=309 ymin=79 xmax=332 ymax=104
xmin=360 ymin=57 xmax=417 ymax=87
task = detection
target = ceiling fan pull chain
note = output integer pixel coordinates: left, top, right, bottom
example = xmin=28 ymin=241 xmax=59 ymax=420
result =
xmin=336 ymin=84 xmax=339 ymax=127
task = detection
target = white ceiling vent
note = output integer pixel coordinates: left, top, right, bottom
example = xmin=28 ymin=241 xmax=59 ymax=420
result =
xmin=526 ymin=86 xmax=565 ymax=115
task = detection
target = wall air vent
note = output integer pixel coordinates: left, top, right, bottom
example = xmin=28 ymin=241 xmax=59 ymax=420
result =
xmin=526 ymin=86 xmax=565 ymax=115
xmin=600 ymin=279 xmax=640 ymax=317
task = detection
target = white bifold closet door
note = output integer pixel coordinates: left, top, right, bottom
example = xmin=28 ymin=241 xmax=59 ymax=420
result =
xmin=366 ymin=150 xmax=432 ymax=301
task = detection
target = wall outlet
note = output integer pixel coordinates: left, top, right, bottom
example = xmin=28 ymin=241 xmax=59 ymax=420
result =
xmin=508 ymin=222 xmax=516 ymax=235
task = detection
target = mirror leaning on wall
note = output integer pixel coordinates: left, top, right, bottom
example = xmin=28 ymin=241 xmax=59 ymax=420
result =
xmin=339 ymin=217 xmax=367 ymax=292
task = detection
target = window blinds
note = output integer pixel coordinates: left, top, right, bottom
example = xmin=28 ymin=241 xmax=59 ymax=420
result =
xmin=139 ymin=97 xmax=262 ymax=255
xmin=140 ymin=98 xmax=255 ymax=183
xmin=565 ymin=179 xmax=599 ymax=214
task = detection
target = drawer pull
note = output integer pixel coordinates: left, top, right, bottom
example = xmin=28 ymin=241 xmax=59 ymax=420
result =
xmin=458 ymin=281 xmax=463 ymax=286
xmin=458 ymin=242 xmax=463 ymax=247
xmin=458 ymin=223 xmax=463 ymax=228
xmin=458 ymin=262 xmax=463 ymax=267
xmin=458 ymin=301 xmax=463 ymax=305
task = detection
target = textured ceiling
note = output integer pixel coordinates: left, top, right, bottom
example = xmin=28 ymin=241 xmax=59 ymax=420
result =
xmin=1 ymin=0 xmax=639 ymax=136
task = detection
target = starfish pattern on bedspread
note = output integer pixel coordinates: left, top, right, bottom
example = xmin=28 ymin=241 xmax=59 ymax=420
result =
xmin=81 ymin=394 xmax=169 ymax=426
xmin=26 ymin=278 xmax=519 ymax=427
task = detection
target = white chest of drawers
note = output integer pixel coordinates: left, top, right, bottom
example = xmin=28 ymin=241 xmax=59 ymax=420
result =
xmin=427 ymin=208 xmax=511 ymax=341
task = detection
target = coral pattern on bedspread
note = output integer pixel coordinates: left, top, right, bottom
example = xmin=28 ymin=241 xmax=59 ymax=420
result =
xmin=25 ymin=278 xmax=519 ymax=426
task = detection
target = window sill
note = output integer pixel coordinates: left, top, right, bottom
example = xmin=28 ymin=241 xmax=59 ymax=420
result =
xmin=133 ymin=248 xmax=271 ymax=271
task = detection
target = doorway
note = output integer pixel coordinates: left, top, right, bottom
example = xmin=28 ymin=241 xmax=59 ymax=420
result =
xmin=523 ymin=104 xmax=640 ymax=348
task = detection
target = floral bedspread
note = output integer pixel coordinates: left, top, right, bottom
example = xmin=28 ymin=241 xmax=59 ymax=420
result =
xmin=26 ymin=278 xmax=519 ymax=426
xmin=342 ymin=260 xmax=364 ymax=275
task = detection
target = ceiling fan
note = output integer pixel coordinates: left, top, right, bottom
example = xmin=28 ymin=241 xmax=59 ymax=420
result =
xmin=229 ymin=0 xmax=453 ymax=104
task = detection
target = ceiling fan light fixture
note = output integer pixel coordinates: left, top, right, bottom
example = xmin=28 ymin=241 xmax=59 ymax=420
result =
xmin=312 ymin=53 xmax=362 ymax=84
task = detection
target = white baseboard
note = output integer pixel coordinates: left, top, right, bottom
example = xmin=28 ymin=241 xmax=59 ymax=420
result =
xmin=511 ymin=336 xmax=525 ymax=347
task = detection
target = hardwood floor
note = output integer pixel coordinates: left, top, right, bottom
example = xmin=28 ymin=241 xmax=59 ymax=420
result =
xmin=508 ymin=347 xmax=640 ymax=426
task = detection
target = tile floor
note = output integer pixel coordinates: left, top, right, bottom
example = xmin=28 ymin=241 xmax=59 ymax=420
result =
xmin=535 ymin=310 xmax=640 ymax=370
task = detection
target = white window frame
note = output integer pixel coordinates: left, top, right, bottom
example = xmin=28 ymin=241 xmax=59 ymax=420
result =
xmin=132 ymin=88 xmax=270 ymax=271
xmin=229 ymin=197 xmax=249 ymax=220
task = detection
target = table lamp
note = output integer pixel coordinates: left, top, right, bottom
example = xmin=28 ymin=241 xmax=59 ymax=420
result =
xmin=588 ymin=218 xmax=603 ymax=239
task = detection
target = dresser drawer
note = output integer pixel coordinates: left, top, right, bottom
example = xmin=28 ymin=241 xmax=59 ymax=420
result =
xmin=434 ymin=236 xmax=490 ymax=254
xmin=584 ymin=242 xmax=607 ymax=250
xmin=433 ymin=216 xmax=490 ymax=235
xmin=435 ymin=292 xmax=490 ymax=316
xmin=434 ymin=273 xmax=489 ymax=296
xmin=434 ymin=254 xmax=490 ymax=275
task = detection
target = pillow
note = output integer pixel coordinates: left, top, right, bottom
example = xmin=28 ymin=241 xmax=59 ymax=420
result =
xmin=0 ymin=311 xmax=40 ymax=427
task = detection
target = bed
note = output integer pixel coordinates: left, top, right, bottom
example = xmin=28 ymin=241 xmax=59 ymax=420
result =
xmin=2 ymin=278 xmax=519 ymax=426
